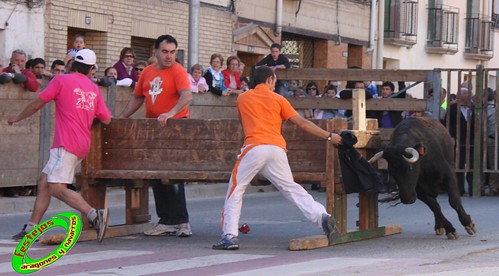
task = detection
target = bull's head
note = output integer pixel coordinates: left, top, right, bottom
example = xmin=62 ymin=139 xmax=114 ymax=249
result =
xmin=369 ymin=145 xmax=424 ymax=204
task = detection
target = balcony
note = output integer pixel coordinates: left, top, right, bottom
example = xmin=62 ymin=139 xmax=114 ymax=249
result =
xmin=384 ymin=0 xmax=419 ymax=47
xmin=464 ymin=15 xmax=494 ymax=61
xmin=426 ymin=4 xmax=459 ymax=55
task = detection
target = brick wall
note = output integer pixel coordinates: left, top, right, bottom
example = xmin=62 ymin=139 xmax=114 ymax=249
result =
xmin=44 ymin=1 xmax=234 ymax=74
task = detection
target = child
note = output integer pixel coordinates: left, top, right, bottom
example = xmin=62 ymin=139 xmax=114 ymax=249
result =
xmin=64 ymin=34 xmax=86 ymax=65
xmin=240 ymin=76 xmax=249 ymax=92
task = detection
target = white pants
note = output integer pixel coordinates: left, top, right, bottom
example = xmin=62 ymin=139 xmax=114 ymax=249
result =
xmin=221 ymin=144 xmax=327 ymax=237
xmin=42 ymin=147 xmax=82 ymax=184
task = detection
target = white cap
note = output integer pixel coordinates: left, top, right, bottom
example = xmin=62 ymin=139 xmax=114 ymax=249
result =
xmin=74 ymin=49 xmax=96 ymax=66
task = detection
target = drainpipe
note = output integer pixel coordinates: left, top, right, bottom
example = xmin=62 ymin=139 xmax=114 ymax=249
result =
xmin=276 ymin=0 xmax=283 ymax=36
xmin=368 ymin=0 xmax=377 ymax=55
xmin=188 ymin=0 xmax=200 ymax=69
xmin=376 ymin=0 xmax=384 ymax=69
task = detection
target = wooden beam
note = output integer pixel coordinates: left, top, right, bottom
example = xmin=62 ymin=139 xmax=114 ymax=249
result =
xmin=276 ymin=68 xmax=430 ymax=82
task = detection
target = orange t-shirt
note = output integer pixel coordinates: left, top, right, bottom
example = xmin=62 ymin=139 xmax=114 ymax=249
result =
xmin=134 ymin=62 xmax=191 ymax=118
xmin=236 ymin=84 xmax=298 ymax=149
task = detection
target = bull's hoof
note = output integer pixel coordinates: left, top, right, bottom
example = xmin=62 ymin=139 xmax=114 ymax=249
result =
xmin=435 ymin=228 xmax=445 ymax=235
xmin=446 ymin=231 xmax=459 ymax=240
xmin=465 ymin=222 xmax=477 ymax=235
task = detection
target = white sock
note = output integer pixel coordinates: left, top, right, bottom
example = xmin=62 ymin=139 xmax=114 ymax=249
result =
xmin=87 ymin=208 xmax=97 ymax=222
xmin=25 ymin=222 xmax=37 ymax=232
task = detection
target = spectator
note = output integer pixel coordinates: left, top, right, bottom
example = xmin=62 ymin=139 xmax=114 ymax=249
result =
xmin=2 ymin=49 xmax=40 ymax=92
xmin=314 ymin=85 xmax=342 ymax=119
xmin=64 ymin=34 xmax=86 ymax=65
xmin=134 ymin=60 xmax=148 ymax=79
xmin=255 ymin=43 xmax=290 ymax=95
xmin=222 ymin=56 xmax=244 ymax=95
xmin=238 ymin=61 xmax=245 ymax=76
xmin=188 ymin=64 xmax=208 ymax=93
xmin=8 ymin=49 xmax=112 ymax=242
xmin=113 ymin=47 xmax=138 ymax=87
xmin=65 ymin=59 xmax=75 ymax=73
xmin=485 ymin=88 xmax=498 ymax=196
xmin=240 ymin=76 xmax=249 ymax=92
xmin=50 ymin=59 xmax=65 ymax=76
xmin=118 ymin=34 xmax=193 ymax=238
xmin=368 ymin=81 xmax=405 ymax=128
xmin=446 ymin=87 xmax=475 ymax=196
xmin=211 ymin=65 xmax=341 ymax=250
xmin=203 ymin=53 xmax=227 ymax=96
xmin=30 ymin=58 xmax=53 ymax=80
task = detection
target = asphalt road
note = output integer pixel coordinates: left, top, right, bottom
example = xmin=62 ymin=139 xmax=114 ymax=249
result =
xmin=1 ymin=188 xmax=498 ymax=275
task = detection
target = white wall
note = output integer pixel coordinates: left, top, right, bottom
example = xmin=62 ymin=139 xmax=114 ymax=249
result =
xmin=0 ymin=2 xmax=45 ymax=67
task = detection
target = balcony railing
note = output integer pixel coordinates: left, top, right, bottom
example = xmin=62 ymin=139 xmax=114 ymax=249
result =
xmin=385 ymin=0 xmax=419 ymax=47
xmin=464 ymin=15 xmax=494 ymax=60
xmin=426 ymin=4 xmax=459 ymax=54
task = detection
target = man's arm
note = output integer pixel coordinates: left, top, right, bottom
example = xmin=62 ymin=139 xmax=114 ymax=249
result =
xmin=8 ymin=98 xmax=45 ymax=125
xmin=21 ymin=70 xmax=40 ymax=92
xmin=288 ymin=115 xmax=342 ymax=145
xmin=118 ymin=94 xmax=145 ymax=118
xmin=157 ymin=89 xmax=192 ymax=126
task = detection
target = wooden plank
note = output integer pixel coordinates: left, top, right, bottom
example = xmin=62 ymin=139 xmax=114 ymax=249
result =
xmin=287 ymin=225 xmax=403 ymax=251
xmin=353 ymin=89 xmax=366 ymax=131
xmin=125 ymin=181 xmax=151 ymax=224
xmin=276 ymin=68 xmax=430 ymax=82
xmin=78 ymin=223 xmax=153 ymax=242
xmin=190 ymin=93 xmax=427 ymax=111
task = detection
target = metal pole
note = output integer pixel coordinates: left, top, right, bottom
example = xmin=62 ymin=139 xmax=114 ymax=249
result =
xmin=188 ymin=0 xmax=200 ymax=69
xmin=473 ymin=64 xmax=483 ymax=197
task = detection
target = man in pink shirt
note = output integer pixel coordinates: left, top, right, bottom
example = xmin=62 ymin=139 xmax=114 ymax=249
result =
xmin=8 ymin=49 xmax=112 ymax=242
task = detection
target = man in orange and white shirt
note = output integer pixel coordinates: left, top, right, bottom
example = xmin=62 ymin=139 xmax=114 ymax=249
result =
xmin=213 ymin=66 xmax=342 ymax=250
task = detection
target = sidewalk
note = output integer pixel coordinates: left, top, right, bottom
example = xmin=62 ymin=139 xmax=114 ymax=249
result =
xmin=0 ymin=183 xmax=277 ymax=215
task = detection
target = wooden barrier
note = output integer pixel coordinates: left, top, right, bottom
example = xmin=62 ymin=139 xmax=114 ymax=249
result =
xmin=77 ymin=117 xmax=341 ymax=240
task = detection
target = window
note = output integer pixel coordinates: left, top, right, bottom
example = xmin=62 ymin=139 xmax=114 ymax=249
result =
xmin=385 ymin=0 xmax=419 ymax=47
xmin=464 ymin=14 xmax=494 ymax=57
xmin=426 ymin=4 xmax=459 ymax=54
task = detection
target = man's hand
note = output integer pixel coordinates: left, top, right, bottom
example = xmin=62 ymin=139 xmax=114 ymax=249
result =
xmin=198 ymin=84 xmax=206 ymax=93
xmin=11 ymin=64 xmax=21 ymax=74
xmin=157 ymin=112 xmax=173 ymax=127
xmin=7 ymin=116 xmax=18 ymax=125
xmin=329 ymin=133 xmax=342 ymax=146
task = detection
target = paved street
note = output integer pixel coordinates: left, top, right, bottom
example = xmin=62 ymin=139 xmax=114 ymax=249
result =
xmin=0 ymin=186 xmax=499 ymax=275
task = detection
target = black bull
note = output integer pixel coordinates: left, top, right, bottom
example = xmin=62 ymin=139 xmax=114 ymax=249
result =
xmin=369 ymin=117 xmax=477 ymax=239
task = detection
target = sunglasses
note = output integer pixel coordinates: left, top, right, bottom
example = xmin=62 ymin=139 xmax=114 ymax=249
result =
xmin=307 ymin=87 xmax=317 ymax=90
xmin=124 ymin=54 xmax=135 ymax=58
xmin=135 ymin=68 xmax=144 ymax=72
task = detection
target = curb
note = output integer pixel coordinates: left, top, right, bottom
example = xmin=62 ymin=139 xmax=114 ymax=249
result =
xmin=0 ymin=183 xmax=277 ymax=215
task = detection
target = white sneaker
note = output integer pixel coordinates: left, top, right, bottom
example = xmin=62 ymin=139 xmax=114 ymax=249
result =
xmin=177 ymin=223 xmax=192 ymax=237
xmin=144 ymin=224 xmax=177 ymax=236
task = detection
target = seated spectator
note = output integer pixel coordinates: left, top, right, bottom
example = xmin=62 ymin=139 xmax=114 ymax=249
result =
xmin=221 ymin=56 xmax=244 ymax=95
xmin=188 ymin=64 xmax=208 ymax=93
xmin=64 ymin=34 xmax=86 ymax=65
xmin=305 ymin=81 xmax=321 ymax=98
xmin=50 ymin=59 xmax=65 ymax=76
xmin=314 ymin=85 xmax=342 ymax=119
xmin=203 ymin=53 xmax=227 ymax=96
xmin=113 ymin=47 xmax=138 ymax=87
xmin=286 ymin=79 xmax=300 ymax=97
xmin=2 ymin=49 xmax=40 ymax=92
xmin=339 ymin=80 xmax=373 ymax=119
xmin=134 ymin=60 xmax=148 ymax=79
xmin=240 ymin=76 xmax=249 ymax=92
xmin=30 ymin=58 xmax=53 ymax=80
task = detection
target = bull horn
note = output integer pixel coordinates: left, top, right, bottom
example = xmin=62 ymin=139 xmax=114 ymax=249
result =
xmin=368 ymin=151 xmax=384 ymax=164
xmin=403 ymin=147 xmax=419 ymax=163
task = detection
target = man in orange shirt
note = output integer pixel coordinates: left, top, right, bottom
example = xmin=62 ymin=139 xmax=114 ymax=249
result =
xmin=119 ymin=34 xmax=193 ymax=237
xmin=213 ymin=66 xmax=342 ymax=250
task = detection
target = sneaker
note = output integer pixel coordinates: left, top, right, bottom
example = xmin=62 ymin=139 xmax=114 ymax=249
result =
xmin=177 ymin=223 xmax=192 ymax=238
xmin=90 ymin=208 xmax=109 ymax=243
xmin=212 ymin=235 xmax=239 ymax=250
xmin=12 ymin=225 xmax=28 ymax=241
xmin=322 ymin=213 xmax=339 ymax=244
xmin=144 ymin=223 xmax=177 ymax=236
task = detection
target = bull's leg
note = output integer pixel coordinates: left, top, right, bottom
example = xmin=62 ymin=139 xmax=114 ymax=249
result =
xmin=445 ymin=172 xmax=477 ymax=235
xmin=416 ymin=192 xmax=458 ymax=240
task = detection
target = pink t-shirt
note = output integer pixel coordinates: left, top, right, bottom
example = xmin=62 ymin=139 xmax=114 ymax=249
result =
xmin=39 ymin=73 xmax=111 ymax=158
xmin=188 ymin=73 xmax=209 ymax=93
